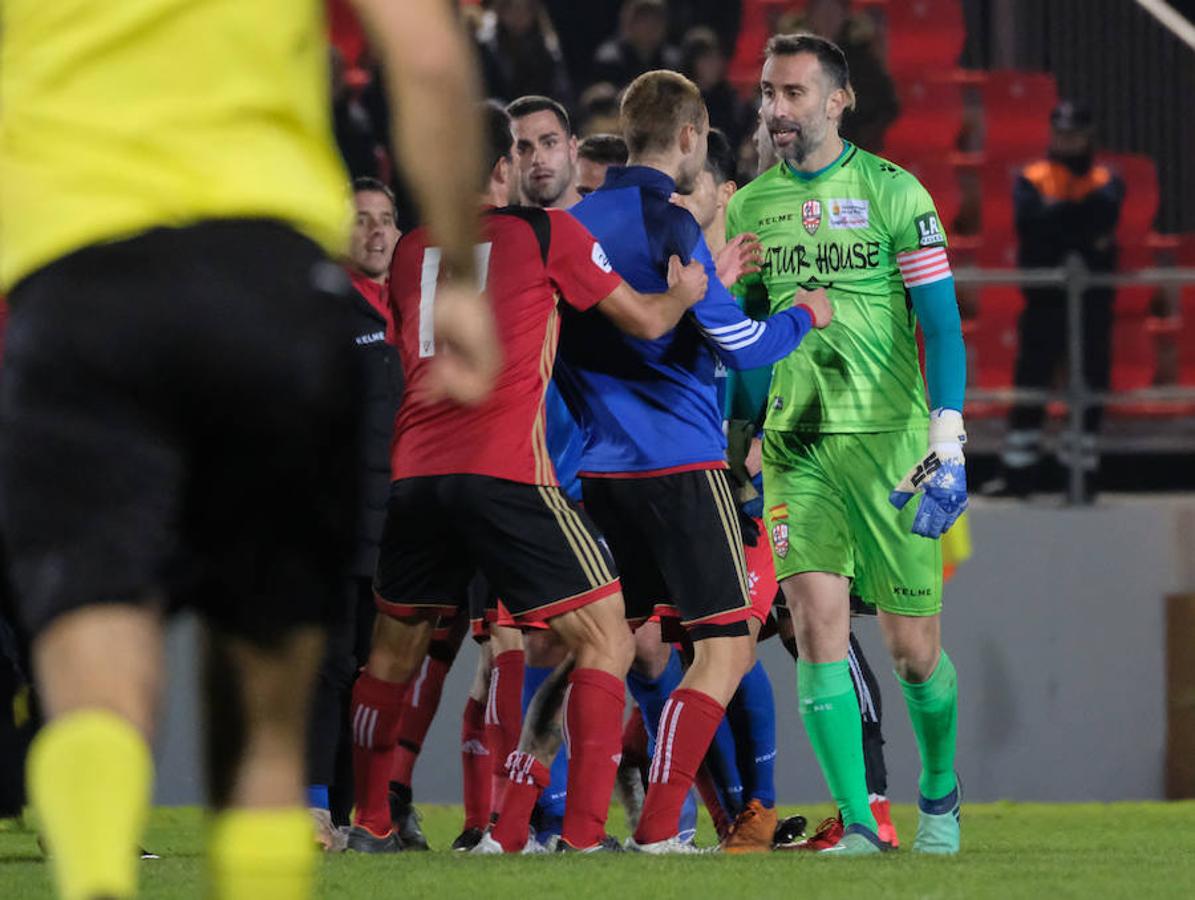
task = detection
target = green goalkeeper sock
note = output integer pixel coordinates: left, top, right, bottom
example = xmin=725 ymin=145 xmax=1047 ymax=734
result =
xmin=797 ymin=659 xmax=876 ymax=832
xmin=899 ymin=650 xmax=959 ymax=801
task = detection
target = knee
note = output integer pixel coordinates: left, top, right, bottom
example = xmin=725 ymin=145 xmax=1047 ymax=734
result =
xmin=890 ymin=647 xmax=939 ymax=684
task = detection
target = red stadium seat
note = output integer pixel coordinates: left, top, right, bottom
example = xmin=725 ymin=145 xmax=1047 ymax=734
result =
xmin=977 ymin=156 xmax=1033 ymax=266
xmin=1100 ymin=153 xmax=1160 ymax=240
xmin=970 ymin=287 xmax=1023 ymax=391
xmin=900 ymin=159 xmax=963 ymax=233
xmin=883 ymin=79 xmax=965 ymax=163
xmin=981 ymin=71 xmax=1059 ymax=159
xmin=1111 ymin=287 xmax=1156 ymax=391
xmin=885 ymin=0 xmax=966 ymax=78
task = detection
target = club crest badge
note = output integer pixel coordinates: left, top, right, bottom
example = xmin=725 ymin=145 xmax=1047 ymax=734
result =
xmin=771 ymin=522 xmax=790 ymax=558
xmin=801 ymin=199 xmax=822 ymax=235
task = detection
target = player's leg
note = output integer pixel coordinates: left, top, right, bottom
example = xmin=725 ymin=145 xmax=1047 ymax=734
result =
xmin=204 ymin=623 xmax=325 ymax=899
xmin=348 ymin=477 xmax=468 ymax=851
xmin=484 ymin=622 xmax=525 ymax=818
xmin=454 ymin=640 xmax=494 ymax=850
xmin=847 ymin=630 xmax=898 ymax=847
xmin=0 ymin=246 xmax=200 ymax=899
xmin=306 ymin=578 xmax=360 ymax=852
xmin=522 ymin=629 xmax=570 ymax=843
xmin=26 ymin=608 xmax=163 ymax=900
xmin=388 ymin=613 xmax=466 ymax=850
xmin=630 ymin=471 xmax=758 ymax=852
xmin=764 ymin=431 xmax=882 ymax=855
xmin=849 ymin=430 xmax=958 ymax=855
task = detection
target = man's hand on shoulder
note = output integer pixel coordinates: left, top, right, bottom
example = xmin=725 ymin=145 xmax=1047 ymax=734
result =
xmin=715 ymin=233 xmax=763 ymax=288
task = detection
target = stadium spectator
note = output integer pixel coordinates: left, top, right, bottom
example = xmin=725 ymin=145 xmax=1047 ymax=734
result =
xmin=782 ymin=0 xmax=899 ymax=153
xmin=591 ymin=0 xmax=681 ymax=91
xmin=681 ymin=28 xmax=753 ymax=152
xmin=476 ymin=0 xmax=574 ymax=109
xmin=985 ymin=101 xmax=1125 ymax=500
xmin=576 ymin=133 xmax=629 ymax=196
xmin=331 ymin=48 xmax=385 ymax=181
xmin=576 ymin=82 xmax=623 ymax=136
xmin=306 ymin=179 xmax=404 ymax=853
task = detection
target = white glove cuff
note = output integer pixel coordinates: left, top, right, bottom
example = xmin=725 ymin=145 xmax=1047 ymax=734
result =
xmin=929 ymin=408 xmax=966 ymax=457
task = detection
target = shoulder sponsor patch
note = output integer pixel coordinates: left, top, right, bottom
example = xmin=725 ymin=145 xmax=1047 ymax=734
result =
xmin=914 ymin=212 xmax=946 ymax=248
xmin=591 ymin=242 xmax=613 ymax=272
xmin=828 ymin=198 xmax=869 ymax=229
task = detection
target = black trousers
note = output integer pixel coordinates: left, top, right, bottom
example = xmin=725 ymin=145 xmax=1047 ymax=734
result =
xmin=306 ymin=576 xmax=376 ymax=822
xmin=1008 ymin=287 xmax=1114 ymax=436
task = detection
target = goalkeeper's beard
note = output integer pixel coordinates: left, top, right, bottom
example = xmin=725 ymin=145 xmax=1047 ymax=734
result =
xmin=769 ymin=119 xmax=825 ymax=166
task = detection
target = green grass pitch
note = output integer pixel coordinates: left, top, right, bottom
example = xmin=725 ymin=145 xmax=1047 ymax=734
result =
xmin=3 ymin=801 xmax=1194 ymax=898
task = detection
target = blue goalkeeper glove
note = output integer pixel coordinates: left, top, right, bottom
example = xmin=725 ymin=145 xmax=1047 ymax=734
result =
xmin=889 ymin=409 xmax=968 ymax=539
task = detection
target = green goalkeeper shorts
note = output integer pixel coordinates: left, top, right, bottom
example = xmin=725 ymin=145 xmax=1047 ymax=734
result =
xmin=761 ymin=428 xmax=943 ymax=616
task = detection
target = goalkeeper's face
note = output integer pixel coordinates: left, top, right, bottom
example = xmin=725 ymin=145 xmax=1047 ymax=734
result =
xmin=760 ymin=53 xmax=839 ymax=165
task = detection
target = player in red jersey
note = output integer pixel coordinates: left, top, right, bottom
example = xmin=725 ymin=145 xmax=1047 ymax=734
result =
xmin=347 ymin=102 xmax=708 ymax=854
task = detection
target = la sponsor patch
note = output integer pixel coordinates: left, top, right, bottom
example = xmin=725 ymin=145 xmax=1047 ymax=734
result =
xmin=801 ymin=199 xmax=822 ymax=234
xmin=915 ymin=212 xmax=946 ymax=248
xmin=591 ymin=242 xmax=613 ymax=272
xmin=828 ymin=198 xmax=869 ymax=229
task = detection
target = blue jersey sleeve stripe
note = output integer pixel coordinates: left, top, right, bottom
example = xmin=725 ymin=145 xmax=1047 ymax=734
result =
xmin=704 ymin=319 xmax=760 ymax=337
xmin=708 ymin=323 xmax=766 ymax=350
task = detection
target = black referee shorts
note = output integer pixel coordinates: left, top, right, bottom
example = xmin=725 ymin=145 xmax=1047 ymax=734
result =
xmin=0 ymin=220 xmax=363 ymax=646
xmin=581 ymin=468 xmax=753 ymax=638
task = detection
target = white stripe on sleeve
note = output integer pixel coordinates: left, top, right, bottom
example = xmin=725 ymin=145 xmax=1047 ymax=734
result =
xmin=896 ymin=247 xmax=952 ymax=288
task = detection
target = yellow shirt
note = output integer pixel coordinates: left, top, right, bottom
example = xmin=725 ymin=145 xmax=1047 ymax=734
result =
xmin=0 ymin=0 xmax=351 ymax=289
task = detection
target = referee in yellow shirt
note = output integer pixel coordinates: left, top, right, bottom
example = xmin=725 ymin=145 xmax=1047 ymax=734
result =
xmin=0 ymin=2 xmax=495 ymax=898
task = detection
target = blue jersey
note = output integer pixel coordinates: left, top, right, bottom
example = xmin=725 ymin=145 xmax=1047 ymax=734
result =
xmin=559 ymin=165 xmax=814 ymax=476
xmin=545 ymin=379 xmax=582 ymax=501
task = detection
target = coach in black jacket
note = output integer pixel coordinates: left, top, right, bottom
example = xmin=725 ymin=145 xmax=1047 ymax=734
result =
xmin=308 ymin=178 xmax=403 ymax=851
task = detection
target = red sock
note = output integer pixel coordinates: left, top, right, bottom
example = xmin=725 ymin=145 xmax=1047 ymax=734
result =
xmin=350 ymin=671 xmax=410 ymax=836
xmin=391 ymin=655 xmax=451 ymax=786
xmin=634 ymin=688 xmax=726 ymax=845
xmin=560 ymin=668 xmax=625 ymax=849
xmin=460 ymin=696 xmax=492 ymax=831
xmin=694 ymin=762 xmax=733 ymax=841
xmin=490 ymin=751 xmax=550 ymax=852
xmin=484 ymin=650 xmax=524 ymax=810
xmin=621 ymin=705 xmax=650 ymax=774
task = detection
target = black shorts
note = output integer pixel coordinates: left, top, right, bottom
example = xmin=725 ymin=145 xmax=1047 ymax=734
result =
xmin=374 ymin=475 xmax=620 ymax=627
xmin=0 ymin=221 xmax=363 ymax=645
xmin=581 ymin=468 xmax=752 ymax=633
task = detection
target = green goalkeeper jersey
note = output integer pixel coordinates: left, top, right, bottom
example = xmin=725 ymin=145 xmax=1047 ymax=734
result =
xmin=726 ymin=143 xmax=948 ymax=434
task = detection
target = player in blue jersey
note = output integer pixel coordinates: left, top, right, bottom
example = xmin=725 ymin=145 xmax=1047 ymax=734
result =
xmin=557 ymin=70 xmax=832 ymax=853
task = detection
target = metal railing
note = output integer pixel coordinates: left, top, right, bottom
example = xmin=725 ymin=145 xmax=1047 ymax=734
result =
xmin=953 ymin=261 xmax=1195 ymax=504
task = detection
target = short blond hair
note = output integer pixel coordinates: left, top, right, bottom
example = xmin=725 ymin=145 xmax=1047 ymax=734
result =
xmin=620 ymin=70 xmax=708 ymax=156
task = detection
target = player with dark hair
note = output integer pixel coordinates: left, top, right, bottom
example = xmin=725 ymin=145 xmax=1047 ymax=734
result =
xmin=508 ymin=95 xmax=580 ymax=210
xmin=558 ymin=69 xmax=832 ymax=854
xmin=576 ymin=134 xmax=629 ymax=197
xmin=348 ymin=101 xmax=710 ymax=855
xmin=726 ymin=33 xmax=967 ymax=856
xmin=0 ymin=2 xmax=501 ymax=897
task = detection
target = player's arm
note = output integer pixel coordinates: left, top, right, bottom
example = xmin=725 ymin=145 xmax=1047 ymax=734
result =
xmin=350 ymin=0 xmax=499 ymax=403
xmin=546 ymin=210 xmax=705 ymax=340
xmin=888 ymin=212 xmax=969 ymax=538
xmin=595 ymin=255 xmax=707 ymax=340
xmin=689 ymin=234 xmax=831 ymax=370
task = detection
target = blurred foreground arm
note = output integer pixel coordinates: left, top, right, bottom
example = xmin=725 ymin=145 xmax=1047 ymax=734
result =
xmin=351 ymin=0 xmax=499 ymax=402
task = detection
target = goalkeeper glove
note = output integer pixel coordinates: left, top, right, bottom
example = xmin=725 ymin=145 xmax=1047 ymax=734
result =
xmin=889 ymin=408 xmax=968 ymax=539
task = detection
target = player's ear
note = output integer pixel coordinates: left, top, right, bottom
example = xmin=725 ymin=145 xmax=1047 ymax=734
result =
xmin=568 ymin=135 xmax=578 ymax=163
xmin=677 ymin=122 xmax=694 ymax=156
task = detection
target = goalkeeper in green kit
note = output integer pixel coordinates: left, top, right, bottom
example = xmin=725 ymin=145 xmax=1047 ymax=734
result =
xmin=726 ymin=34 xmax=967 ymax=856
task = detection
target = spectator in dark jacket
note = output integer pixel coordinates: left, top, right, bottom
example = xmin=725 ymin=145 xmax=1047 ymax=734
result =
xmin=989 ymin=102 xmax=1125 ymax=500
xmin=307 ymin=178 xmax=405 ymax=851
xmin=591 ymin=0 xmax=681 ymax=90
xmin=681 ymin=27 xmax=753 ymax=151
xmin=476 ymin=0 xmax=573 ymax=109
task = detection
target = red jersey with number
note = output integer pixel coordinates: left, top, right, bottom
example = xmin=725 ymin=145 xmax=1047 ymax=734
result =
xmin=389 ymin=206 xmax=621 ymax=484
